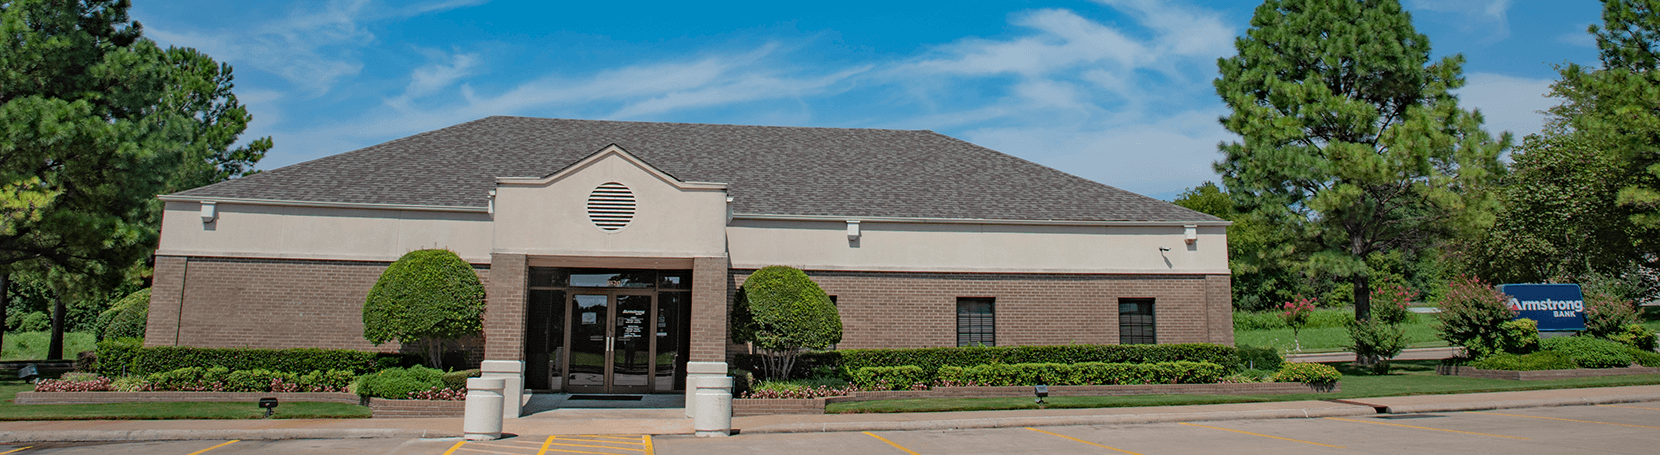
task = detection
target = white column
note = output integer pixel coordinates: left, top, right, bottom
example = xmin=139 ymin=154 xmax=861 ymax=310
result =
xmin=463 ymin=377 xmax=505 ymax=440
xmin=481 ymin=360 xmax=525 ymax=419
xmin=684 ymin=361 xmax=727 ymax=418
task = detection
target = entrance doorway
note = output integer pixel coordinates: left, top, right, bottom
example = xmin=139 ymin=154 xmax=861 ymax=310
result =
xmin=525 ymin=268 xmax=692 ymax=394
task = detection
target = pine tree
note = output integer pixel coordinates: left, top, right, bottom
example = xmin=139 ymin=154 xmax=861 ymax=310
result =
xmin=1213 ymin=0 xmax=1508 ymax=322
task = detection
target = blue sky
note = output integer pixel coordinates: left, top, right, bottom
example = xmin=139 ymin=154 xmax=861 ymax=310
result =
xmin=133 ymin=0 xmax=1601 ymax=200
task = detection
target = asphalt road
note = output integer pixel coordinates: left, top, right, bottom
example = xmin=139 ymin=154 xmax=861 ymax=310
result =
xmin=4 ymin=404 xmax=1658 ymax=454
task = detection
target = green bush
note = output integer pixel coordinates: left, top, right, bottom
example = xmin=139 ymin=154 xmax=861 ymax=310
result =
xmin=97 ymin=288 xmax=150 ymax=340
xmin=225 ymin=369 xmax=299 ymax=392
xmin=1234 ymin=308 xmax=1359 ymax=330
xmin=808 ymin=343 xmax=1239 ymax=379
xmin=848 ymin=366 xmax=927 ymax=390
xmin=441 ymin=369 xmax=481 ymax=390
xmin=1344 ymin=318 xmax=1408 ymax=373
xmin=95 ymin=338 xmax=383 ymax=377
xmin=1472 ymin=352 xmax=1578 ymax=371
xmin=731 ymin=266 xmax=842 ymax=380
xmin=1497 ymin=319 xmax=1542 ymax=354
xmin=1607 ymin=324 xmax=1658 ymax=352
xmin=1626 ymin=347 xmax=1660 ymax=367
xmin=1541 ymin=336 xmax=1635 ymax=369
xmin=363 ymin=249 xmax=486 ymax=370
xmin=1435 ymin=276 xmax=1516 ymax=359
xmin=1274 ymin=363 xmax=1341 ymax=385
xmin=298 ymin=370 xmax=356 ymax=391
xmin=945 ymin=361 xmax=1224 ymax=386
xmin=356 ymin=366 xmax=446 ymax=399
xmin=16 ymin=312 xmax=49 ymax=332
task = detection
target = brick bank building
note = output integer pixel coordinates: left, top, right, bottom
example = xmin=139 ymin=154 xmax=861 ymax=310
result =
xmin=144 ymin=116 xmax=1232 ymax=404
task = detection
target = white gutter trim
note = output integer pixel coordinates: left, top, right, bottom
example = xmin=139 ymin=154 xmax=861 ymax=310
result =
xmin=157 ymin=195 xmax=490 ymax=213
xmin=730 ymin=213 xmax=1232 ymax=227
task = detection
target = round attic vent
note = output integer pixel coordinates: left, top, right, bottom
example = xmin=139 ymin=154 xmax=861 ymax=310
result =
xmin=587 ymin=182 xmax=636 ymax=231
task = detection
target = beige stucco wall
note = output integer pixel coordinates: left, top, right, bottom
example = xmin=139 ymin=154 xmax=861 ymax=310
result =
xmin=156 ymin=201 xmax=495 ymax=263
xmin=726 ymin=219 xmax=1227 ymax=274
xmin=492 ymin=152 xmax=728 ymax=258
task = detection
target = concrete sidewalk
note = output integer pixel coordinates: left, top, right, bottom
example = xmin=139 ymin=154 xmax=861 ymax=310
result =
xmin=3 ymin=384 xmax=1658 ymax=443
xmin=1284 ymin=346 xmax=1462 ymax=363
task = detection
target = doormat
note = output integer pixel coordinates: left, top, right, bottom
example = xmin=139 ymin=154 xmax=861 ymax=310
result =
xmin=568 ymin=395 xmax=644 ymax=401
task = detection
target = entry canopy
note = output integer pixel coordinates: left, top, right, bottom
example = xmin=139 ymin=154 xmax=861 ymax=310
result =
xmin=1498 ymin=284 xmax=1586 ymax=332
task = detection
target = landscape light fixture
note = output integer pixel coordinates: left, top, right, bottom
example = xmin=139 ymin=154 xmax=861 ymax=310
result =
xmin=1034 ymin=385 xmax=1048 ymax=404
xmin=16 ymin=364 xmax=38 ymax=383
xmin=259 ymin=397 xmax=279 ymax=418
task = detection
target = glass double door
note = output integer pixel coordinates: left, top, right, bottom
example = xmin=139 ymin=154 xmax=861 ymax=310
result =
xmin=566 ymin=291 xmax=656 ymax=394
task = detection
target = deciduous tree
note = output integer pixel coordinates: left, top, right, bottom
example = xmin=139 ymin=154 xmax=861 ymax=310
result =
xmin=363 ymin=249 xmax=485 ymax=370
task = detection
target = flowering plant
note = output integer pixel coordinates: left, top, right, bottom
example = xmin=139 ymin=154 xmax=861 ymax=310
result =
xmin=407 ymin=386 xmax=466 ymax=401
xmin=33 ymin=376 xmax=113 ymax=392
xmin=1370 ymin=283 xmax=1417 ymax=325
xmin=1280 ymin=296 xmax=1316 ymax=351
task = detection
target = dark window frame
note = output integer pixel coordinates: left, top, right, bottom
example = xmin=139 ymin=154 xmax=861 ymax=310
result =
xmin=1118 ymin=298 xmax=1156 ymax=345
xmin=956 ymin=297 xmax=996 ymax=347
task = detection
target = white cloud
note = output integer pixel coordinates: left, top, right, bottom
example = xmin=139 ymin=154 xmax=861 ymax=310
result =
xmin=387 ymin=52 xmax=481 ymax=109
xmin=1407 ymin=0 xmax=1512 ymax=39
xmin=1454 ymin=72 xmax=1558 ymax=141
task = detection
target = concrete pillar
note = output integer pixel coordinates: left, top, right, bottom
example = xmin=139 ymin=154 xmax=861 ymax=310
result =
xmin=692 ymin=375 xmax=733 ymax=437
xmin=684 ymin=361 xmax=728 ymax=418
xmin=463 ymin=377 xmax=505 ymax=441
xmin=481 ymin=360 xmax=524 ymax=419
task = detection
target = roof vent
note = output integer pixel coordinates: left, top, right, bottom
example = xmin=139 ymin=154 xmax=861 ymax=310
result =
xmin=587 ymin=182 xmax=636 ymax=231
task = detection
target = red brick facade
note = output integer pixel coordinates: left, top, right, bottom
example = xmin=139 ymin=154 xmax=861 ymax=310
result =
xmin=729 ymin=269 xmax=1233 ymax=353
xmin=144 ymin=256 xmax=489 ymax=362
xmin=483 ymin=253 xmax=528 ymax=361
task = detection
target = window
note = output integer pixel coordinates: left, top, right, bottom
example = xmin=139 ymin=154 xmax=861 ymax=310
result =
xmin=957 ymin=297 xmax=995 ymax=347
xmin=1119 ymin=298 xmax=1156 ymax=344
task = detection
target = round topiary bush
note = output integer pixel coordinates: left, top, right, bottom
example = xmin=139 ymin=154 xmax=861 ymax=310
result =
xmin=731 ymin=266 xmax=842 ymax=380
xmin=1541 ymin=336 xmax=1635 ymax=369
xmin=99 ymin=288 xmax=151 ymax=340
xmin=363 ymin=249 xmax=485 ymax=369
xmin=1274 ymin=362 xmax=1342 ymax=385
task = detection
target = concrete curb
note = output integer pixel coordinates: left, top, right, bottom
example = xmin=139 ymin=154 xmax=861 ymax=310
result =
xmin=0 ymin=428 xmax=460 ymax=444
xmin=737 ymin=405 xmax=1377 ymax=434
xmin=1373 ymin=393 xmax=1660 ymax=414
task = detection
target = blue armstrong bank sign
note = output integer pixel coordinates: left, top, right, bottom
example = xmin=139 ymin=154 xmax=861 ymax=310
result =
xmin=1497 ymin=284 xmax=1586 ymax=332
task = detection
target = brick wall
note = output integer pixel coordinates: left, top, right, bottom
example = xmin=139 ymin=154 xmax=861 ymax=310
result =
xmin=690 ymin=257 xmax=730 ymax=363
xmin=728 ymin=270 xmax=1232 ymax=354
xmin=483 ymin=253 xmax=528 ymax=361
xmin=146 ymin=256 xmax=490 ymax=364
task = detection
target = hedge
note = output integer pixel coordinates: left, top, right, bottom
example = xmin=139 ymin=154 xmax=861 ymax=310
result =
xmin=145 ymin=366 xmax=355 ymax=392
xmin=1541 ymin=336 xmax=1635 ymax=369
xmin=1273 ymin=363 xmax=1341 ymax=385
xmin=753 ymin=343 xmax=1240 ymax=379
xmin=847 ymin=366 xmax=927 ymax=390
xmin=934 ymin=361 xmax=1225 ymax=386
xmin=95 ymin=338 xmax=401 ymax=377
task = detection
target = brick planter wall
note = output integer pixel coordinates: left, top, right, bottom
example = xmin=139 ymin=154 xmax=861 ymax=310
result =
xmin=367 ymin=397 xmax=466 ymax=418
xmin=14 ymin=391 xmax=362 ymax=405
xmin=1436 ymin=365 xmax=1660 ymax=380
xmin=733 ymin=381 xmax=1338 ymax=416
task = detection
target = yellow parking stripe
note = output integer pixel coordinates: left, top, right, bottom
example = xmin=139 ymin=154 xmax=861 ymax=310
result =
xmin=1179 ymin=422 xmax=1345 ymax=448
xmin=539 ymin=435 xmax=556 ymax=455
xmin=542 ymin=442 xmax=643 ymax=452
xmin=863 ymin=432 xmax=921 ymax=455
xmin=443 ymin=441 xmax=466 ymax=455
xmin=185 ymin=440 xmax=239 ymax=455
xmin=544 ymin=437 xmax=643 ymax=447
xmin=0 ymin=447 xmax=31 ymax=455
xmin=1480 ymin=412 xmax=1660 ymax=430
xmin=641 ymin=435 xmax=654 ymax=455
xmin=1324 ymin=417 xmax=1528 ymax=440
xmin=1596 ymin=404 xmax=1660 ymax=411
xmin=571 ymin=435 xmax=642 ymax=441
xmin=1026 ymin=427 xmax=1144 ymax=455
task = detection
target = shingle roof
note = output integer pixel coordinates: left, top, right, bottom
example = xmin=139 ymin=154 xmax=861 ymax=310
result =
xmin=174 ymin=116 xmax=1221 ymax=222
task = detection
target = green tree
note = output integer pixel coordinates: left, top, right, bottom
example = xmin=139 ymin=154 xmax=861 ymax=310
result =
xmin=363 ymin=249 xmax=485 ymax=369
xmin=1174 ymin=182 xmax=1308 ymax=311
xmin=1214 ymin=0 xmax=1508 ymax=322
xmin=1 ymin=0 xmax=268 ymax=358
xmin=731 ymin=266 xmax=842 ymax=380
xmin=1563 ymin=0 xmax=1660 ymax=236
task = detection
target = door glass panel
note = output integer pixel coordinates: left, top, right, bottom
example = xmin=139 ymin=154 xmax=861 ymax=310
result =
xmin=569 ymin=270 xmax=656 ymax=288
xmin=568 ymin=294 xmax=609 ymax=389
xmin=655 ymin=292 xmax=687 ymax=391
xmin=612 ymin=295 xmax=652 ymax=389
xmin=525 ymin=290 xmax=560 ymax=390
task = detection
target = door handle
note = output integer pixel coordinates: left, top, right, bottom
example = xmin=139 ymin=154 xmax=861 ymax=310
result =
xmin=606 ymin=336 xmax=614 ymax=352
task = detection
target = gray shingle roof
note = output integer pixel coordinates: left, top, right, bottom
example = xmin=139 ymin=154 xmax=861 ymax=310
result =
xmin=174 ymin=116 xmax=1221 ymax=222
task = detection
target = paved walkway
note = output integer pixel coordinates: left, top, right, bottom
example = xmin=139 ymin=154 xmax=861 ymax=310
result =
xmin=3 ymin=384 xmax=1658 ymax=443
xmin=1284 ymin=347 xmax=1461 ymax=363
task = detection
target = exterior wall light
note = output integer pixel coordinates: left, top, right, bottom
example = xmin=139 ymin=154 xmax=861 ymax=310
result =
xmin=1184 ymin=225 xmax=1198 ymax=245
xmin=847 ymin=220 xmax=861 ymax=241
xmin=487 ymin=190 xmax=497 ymax=215
xmin=200 ymin=202 xmax=217 ymax=223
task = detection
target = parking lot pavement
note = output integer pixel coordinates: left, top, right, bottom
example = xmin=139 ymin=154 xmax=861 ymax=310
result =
xmin=3 ymin=405 xmax=1657 ymax=455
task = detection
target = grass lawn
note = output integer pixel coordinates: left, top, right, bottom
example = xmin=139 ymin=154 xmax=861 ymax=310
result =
xmin=1233 ymin=321 xmax=1446 ymax=353
xmin=1 ymin=332 xmax=97 ymax=361
xmin=0 ymin=380 xmax=370 ymax=420
xmin=825 ymin=360 xmax=1660 ymax=414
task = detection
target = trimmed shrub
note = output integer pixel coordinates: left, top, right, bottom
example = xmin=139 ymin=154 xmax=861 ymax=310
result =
xmin=97 ymin=288 xmax=150 ymax=340
xmin=1273 ymin=363 xmax=1341 ymax=385
xmin=848 ymin=366 xmax=928 ymax=390
xmin=1472 ymin=352 xmax=1578 ymax=371
xmin=730 ymin=266 xmax=842 ymax=380
xmin=947 ymin=361 xmax=1224 ymax=386
xmin=1235 ymin=345 xmax=1283 ymax=371
xmin=823 ymin=343 xmax=1240 ymax=379
xmin=363 ymin=249 xmax=486 ymax=370
xmin=1541 ymin=336 xmax=1635 ymax=369
xmin=1607 ymin=324 xmax=1658 ymax=352
xmin=1627 ymin=347 xmax=1660 ymax=368
xmin=356 ymin=366 xmax=446 ymax=399
xmin=95 ymin=337 xmax=382 ymax=377
xmin=1345 ymin=318 xmax=1408 ymax=374
xmin=441 ymin=369 xmax=481 ymax=390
